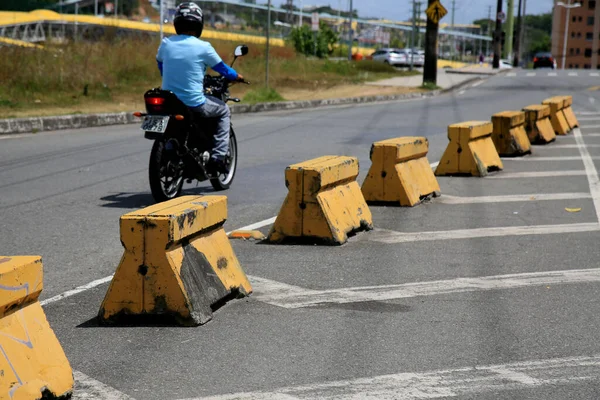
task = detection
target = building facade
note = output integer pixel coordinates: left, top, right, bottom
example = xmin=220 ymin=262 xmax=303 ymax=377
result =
xmin=551 ymin=0 xmax=600 ymax=69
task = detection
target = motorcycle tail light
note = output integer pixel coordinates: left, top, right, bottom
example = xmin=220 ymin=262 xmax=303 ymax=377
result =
xmin=146 ymin=97 xmax=165 ymax=105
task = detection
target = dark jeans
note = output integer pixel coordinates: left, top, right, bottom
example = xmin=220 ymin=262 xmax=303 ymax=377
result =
xmin=189 ymin=95 xmax=230 ymax=161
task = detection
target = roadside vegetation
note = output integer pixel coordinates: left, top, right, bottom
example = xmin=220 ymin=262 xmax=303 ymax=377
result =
xmin=0 ymin=38 xmax=420 ymax=118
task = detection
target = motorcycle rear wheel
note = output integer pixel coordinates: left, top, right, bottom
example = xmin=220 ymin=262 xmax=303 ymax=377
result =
xmin=210 ymin=127 xmax=238 ymax=191
xmin=149 ymin=139 xmax=184 ymax=203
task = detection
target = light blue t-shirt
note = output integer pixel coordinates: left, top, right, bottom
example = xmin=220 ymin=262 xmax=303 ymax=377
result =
xmin=156 ymin=35 xmax=222 ymax=107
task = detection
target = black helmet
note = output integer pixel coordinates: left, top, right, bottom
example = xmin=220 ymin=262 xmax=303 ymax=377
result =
xmin=174 ymin=2 xmax=204 ymax=37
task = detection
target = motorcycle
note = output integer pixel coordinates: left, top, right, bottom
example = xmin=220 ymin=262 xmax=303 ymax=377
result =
xmin=134 ymin=44 xmax=250 ymax=203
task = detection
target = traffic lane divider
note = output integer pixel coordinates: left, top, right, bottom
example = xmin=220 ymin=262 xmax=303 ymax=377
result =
xmin=491 ymin=111 xmax=532 ymax=156
xmin=361 ymin=137 xmax=441 ymax=206
xmin=435 ymin=121 xmax=503 ymax=177
xmin=98 ymin=195 xmax=252 ymax=326
xmin=561 ymin=95 xmax=579 ymax=129
xmin=0 ymin=255 xmax=74 ymax=400
xmin=523 ymin=104 xmax=556 ymax=144
xmin=543 ymin=96 xmax=571 ymax=135
xmin=267 ymin=155 xmax=373 ymax=245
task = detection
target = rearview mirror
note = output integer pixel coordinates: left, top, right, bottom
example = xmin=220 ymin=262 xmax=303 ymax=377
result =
xmin=234 ymin=45 xmax=249 ymax=57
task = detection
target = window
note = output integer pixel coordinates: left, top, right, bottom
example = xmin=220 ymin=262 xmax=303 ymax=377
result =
xmin=570 ymin=48 xmax=575 ymax=55
xmin=587 ymin=32 xmax=594 ymax=40
xmin=588 ymin=17 xmax=595 ymax=26
xmin=575 ymin=64 xmax=580 ymax=69
xmin=579 ymin=16 xmax=583 ymax=22
xmin=585 ymin=64 xmax=591 ymax=69
xmin=569 ymin=64 xmax=574 ymax=68
xmin=573 ymin=16 xmax=577 ymax=22
xmin=585 ymin=48 xmax=592 ymax=57
xmin=577 ymin=32 xmax=582 ymax=38
xmin=590 ymin=0 xmax=597 ymax=9
xmin=572 ymin=32 xmax=576 ymax=38
xmin=577 ymin=48 xmax=581 ymax=54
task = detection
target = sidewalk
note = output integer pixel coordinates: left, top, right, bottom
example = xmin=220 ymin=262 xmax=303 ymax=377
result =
xmin=365 ymin=68 xmax=484 ymax=89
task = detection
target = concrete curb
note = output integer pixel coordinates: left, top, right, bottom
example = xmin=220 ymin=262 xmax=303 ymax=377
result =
xmin=0 ymin=76 xmax=488 ymax=135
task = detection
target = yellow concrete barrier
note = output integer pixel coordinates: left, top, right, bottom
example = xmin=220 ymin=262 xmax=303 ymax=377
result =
xmin=523 ymin=104 xmax=556 ymax=144
xmin=491 ymin=111 xmax=532 ymax=156
xmin=361 ymin=137 xmax=441 ymax=206
xmin=0 ymin=256 xmax=73 ymax=399
xmin=267 ymin=156 xmax=373 ymax=244
xmin=560 ymin=95 xmax=579 ymax=129
xmin=542 ymin=96 xmax=571 ymax=135
xmin=98 ymin=196 xmax=252 ymax=326
xmin=435 ymin=121 xmax=503 ymax=177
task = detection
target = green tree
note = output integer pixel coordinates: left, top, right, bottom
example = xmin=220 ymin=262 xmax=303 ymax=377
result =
xmin=288 ymin=21 xmax=339 ymax=58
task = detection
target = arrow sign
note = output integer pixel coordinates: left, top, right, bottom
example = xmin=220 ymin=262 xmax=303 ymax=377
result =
xmin=426 ymin=0 xmax=448 ymax=25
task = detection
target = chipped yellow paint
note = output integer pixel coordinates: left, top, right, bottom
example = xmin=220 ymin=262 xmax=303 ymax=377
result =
xmin=268 ymin=156 xmax=373 ymax=244
xmin=0 ymin=256 xmax=73 ymax=400
xmin=98 ymin=195 xmax=252 ymax=326
xmin=435 ymin=121 xmax=503 ymax=177
xmin=523 ymin=104 xmax=556 ymax=144
xmin=361 ymin=137 xmax=441 ymax=206
xmin=543 ymin=97 xmax=571 ymax=135
xmin=491 ymin=111 xmax=531 ymax=156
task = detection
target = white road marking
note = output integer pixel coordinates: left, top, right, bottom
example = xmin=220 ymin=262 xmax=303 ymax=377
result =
xmin=458 ymin=90 xmax=465 ymax=95
xmin=471 ymin=80 xmax=483 ymax=87
xmin=583 ymin=133 xmax=600 ymax=137
xmin=41 ymin=218 xmax=279 ymax=307
xmin=188 ymin=354 xmax=600 ymax=400
xmin=368 ymin=223 xmax=600 ymax=244
xmin=573 ymin=127 xmax=600 ymax=222
xmin=547 ymin=144 xmax=600 ymax=149
xmin=72 ymin=370 xmax=133 ymax=399
xmin=430 ymin=161 xmax=439 ymax=168
xmin=548 ymin=72 xmax=557 ymax=76
xmin=581 ymin=124 xmax=600 ymax=129
xmin=577 ymin=117 xmax=600 ymax=121
xmin=40 ymin=275 xmax=114 ymax=306
xmin=568 ymin=72 xmax=578 ymax=76
xmin=526 ymin=72 xmax=536 ymax=76
xmin=591 ymin=72 xmax=600 ymax=77
xmin=486 ymin=170 xmax=587 ymax=179
xmin=576 ymin=111 xmax=600 ymax=115
xmin=501 ymin=156 xmax=599 ymax=161
xmin=251 ymin=268 xmax=600 ymax=309
xmin=436 ymin=192 xmax=591 ymax=204
xmin=506 ymin=72 xmax=517 ymax=77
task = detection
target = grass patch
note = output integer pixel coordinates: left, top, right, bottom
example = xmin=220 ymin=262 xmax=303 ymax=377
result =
xmin=0 ymin=38 xmax=420 ymax=117
xmin=421 ymin=82 xmax=441 ymax=90
xmin=243 ymin=88 xmax=286 ymax=104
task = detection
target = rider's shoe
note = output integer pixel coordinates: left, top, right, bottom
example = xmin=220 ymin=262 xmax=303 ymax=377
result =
xmin=206 ymin=157 xmax=228 ymax=176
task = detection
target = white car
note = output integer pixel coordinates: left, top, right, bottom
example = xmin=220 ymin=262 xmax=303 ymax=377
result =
xmin=371 ymin=48 xmax=408 ymax=66
xmin=499 ymin=59 xmax=513 ymax=69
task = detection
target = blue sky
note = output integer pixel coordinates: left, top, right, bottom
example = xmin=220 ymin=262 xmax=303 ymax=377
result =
xmin=272 ymin=0 xmax=553 ymax=25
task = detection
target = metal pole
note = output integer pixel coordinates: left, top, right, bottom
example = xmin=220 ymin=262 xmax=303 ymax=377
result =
xmin=115 ymin=0 xmax=118 ymax=17
xmin=75 ymin=2 xmax=78 ymax=41
xmin=410 ymin=0 xmax=416 ymax=70
xmin=486 ymin=5 xmax=491 ymax=56
xmin=160 ymin=0 xmax=164 ymax=40
xmin=513 ymin=0 xmax=523 ymax=66
xmin=493 ymin=0 xmax=503 ymax=68
xmin=266 ymin=0 xmax=271 ymax=88
xmin=505 ymin=0 xmax=515 ymax=59
xmin=450 ymin=0 xmax=455 ymax=59
xmin=347 ymin=0 xmax=353 ymax=61
xmin=298 ymin=0 xmax=303 ymax=27
xmin=95 ymin=0 xmax=98 ymax=16
xmin=562 ymin=0 xmax=572 ymax=70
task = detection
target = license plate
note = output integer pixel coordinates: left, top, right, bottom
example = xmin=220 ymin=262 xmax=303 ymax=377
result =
xmin=141 ymin=115 xmax=170 ymax=133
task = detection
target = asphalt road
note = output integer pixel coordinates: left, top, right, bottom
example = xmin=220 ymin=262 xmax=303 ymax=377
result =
xmin=2 ymin=69 xmax=600 ymax=399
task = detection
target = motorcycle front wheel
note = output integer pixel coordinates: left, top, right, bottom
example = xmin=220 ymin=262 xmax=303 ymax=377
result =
xmin=210 ymin=127 xmax=238 ymax=191
xmin=149 ymin=139 xmax=184 ymax=203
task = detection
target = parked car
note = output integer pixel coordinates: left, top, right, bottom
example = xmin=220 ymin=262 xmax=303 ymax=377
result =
xmin=533 ymin=52 xmax=556 ymax=69
xmin=499 ymin=59 xmax=513 ymax=69
xmin=399 ymin=48 xmax=424 ymax=67
xmin=371 ymin=48 xmax=408 ymax=66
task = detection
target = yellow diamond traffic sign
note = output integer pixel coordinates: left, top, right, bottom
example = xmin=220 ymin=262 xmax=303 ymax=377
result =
xmin=426 ymin=0 xmax=448 ymax=24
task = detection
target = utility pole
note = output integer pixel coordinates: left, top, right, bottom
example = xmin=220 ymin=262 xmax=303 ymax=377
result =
xmin=493 ymin=0 xmax=503 ymax=68
xmin=513 ymin=0 xmax=523 ymax=66
xmin=423 ymin=0 xmax=439 ymax=85
xmin=95 ymin=0 xmax=98 ymax=16
xmin=416 ymin=1 xmax=422 ymax=48
xmin=486 ymin=5 xmax=491 ymax=56
xmin=505 ymin=0 xmax=515 ymax=59
xmin=410 ymin=0 xmax=416 ymax=70
xmin=266 ymin=0 xmax=271 ymax=88
xmin=160 ymin=0 xmax=164 ymax=40
xmin=450 ymin=0 xmax=455 ymax=59
xmin=347 ymin=0 xmax=353 ymax=61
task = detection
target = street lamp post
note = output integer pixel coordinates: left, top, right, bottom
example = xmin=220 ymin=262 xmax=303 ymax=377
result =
xmin=556 ymin=1 xmax=581 ymax=70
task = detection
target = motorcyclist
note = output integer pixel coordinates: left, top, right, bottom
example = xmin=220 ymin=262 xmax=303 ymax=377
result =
xmin=156 ymin=1 xmax=244 ymax=175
